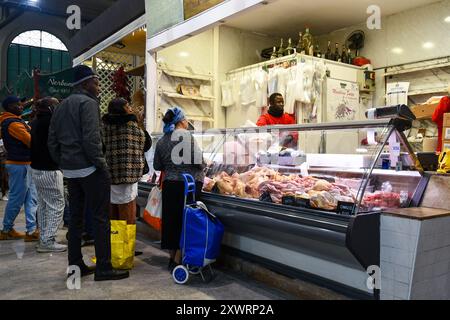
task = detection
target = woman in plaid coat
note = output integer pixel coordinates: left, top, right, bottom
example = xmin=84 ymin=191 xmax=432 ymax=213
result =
xmin=102 ymin=98 xmax=151 ymax=225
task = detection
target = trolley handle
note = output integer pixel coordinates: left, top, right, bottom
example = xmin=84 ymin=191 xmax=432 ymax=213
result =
xmin=182 ymin=174 xmax=196 ymax=197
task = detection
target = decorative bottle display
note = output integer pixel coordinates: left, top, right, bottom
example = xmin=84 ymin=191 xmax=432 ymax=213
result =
xmin=302 ymin=28 xmax=314 ymax=56
xmin=270 ymin=46 xmax=277 ymax=60
xmin=325 ymin=40 xmax=332 ymax=60
xmin=334 ymin=43 xmax=341 ymax=62
xmin=296 ymin=32 xmax=305 ymax=54
xmin=347 ymin=48 xmax=353 ymax=64
xmin=285 ymin=38 xmax=295 ymax=56
xmin=314 ymin=45 xmax=322 ymax=58
xmin=277 ymin=38 xmax=285 ymax=58
xmin=341 ymin=45 xmax=348 ymax=64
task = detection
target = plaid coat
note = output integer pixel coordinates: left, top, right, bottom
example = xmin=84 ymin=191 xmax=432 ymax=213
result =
xmin=102 ymin=113 xmax=146 ymax=184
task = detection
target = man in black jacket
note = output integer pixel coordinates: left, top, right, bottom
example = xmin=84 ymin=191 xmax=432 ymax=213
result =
xmin=48 ymin=65 xmax=129 ymax=281
xmin=31 ymin=97 xmax=67 ymax=253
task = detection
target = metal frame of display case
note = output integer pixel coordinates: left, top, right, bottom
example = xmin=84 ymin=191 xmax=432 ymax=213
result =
xmin=137 ymin=118 xmax=427 ymax=299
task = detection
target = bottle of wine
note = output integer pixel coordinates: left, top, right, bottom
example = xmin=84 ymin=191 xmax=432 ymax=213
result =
xmin=270 ymin=46 xmax=277 ymax=60
xmin=325 ymin=40 xmax=332 ymax=60
xmin=347 ymin=48 xmax=353 ymax=65
xmin=341 ymin=45 xmax=348 ymax=64
xmin=285 ymin=38 xmax=295 ymax=56
xmin=314 ymin=45 xmax=322 ymax=58
xmin=296 ymin=32 xmax=304 ymax=54
xmin=277 ymin=38 xmax=284 ymax=58
xmin=302 ymin=28 xmax=313 ymax=56
xmin=334 ymin=43 xmax=341 ymax=62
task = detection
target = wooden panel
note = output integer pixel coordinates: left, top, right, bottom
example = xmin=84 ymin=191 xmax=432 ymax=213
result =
xmin=183 ymin=0 xmax=225 ymax=19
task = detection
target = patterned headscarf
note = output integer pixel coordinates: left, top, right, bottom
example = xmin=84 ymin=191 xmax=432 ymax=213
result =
xmin=163 ymin=106 xmax=186 ymax=134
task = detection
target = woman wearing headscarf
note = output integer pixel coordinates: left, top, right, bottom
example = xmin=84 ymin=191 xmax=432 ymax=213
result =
xmin=153 ymin=107 xmax=205 ymax=272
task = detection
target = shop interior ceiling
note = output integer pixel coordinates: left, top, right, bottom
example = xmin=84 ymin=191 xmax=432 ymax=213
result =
xmin=225 ymin=0 xmax=443 ymax=38
xmin=105 ymin=29 xmax=146 ymax=57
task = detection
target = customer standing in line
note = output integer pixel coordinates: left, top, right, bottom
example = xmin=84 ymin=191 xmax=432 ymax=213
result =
xmin=102 ymin=98 xmax=150 ymax=226
xmin=153 ymin=107 xmax=205 ymax=271
xmin=30 ymin=97 xmax=67 ymax=253
xmin=0 ymin=96 xmax=38 ymax=241
xmin=48 ymin=65 xmax=129 ymax=281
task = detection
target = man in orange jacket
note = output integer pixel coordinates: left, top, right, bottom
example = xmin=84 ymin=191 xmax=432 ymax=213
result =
xmin=256 ymin=93 xmax=298 ymax=148
xmin=0 ymin=96 xmax=38 ymax=241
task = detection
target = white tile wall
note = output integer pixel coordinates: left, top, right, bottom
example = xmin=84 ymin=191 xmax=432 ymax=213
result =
xmin=394 ymin=265 xmax=412 ymax=285
xmin=394 ymin=281 xmax=410 ymax=300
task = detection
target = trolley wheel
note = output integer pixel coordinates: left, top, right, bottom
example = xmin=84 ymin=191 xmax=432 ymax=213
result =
xmin=187 ymin=265 xmax=201 ymax=275
xmin=172 ymin=265 xmax=189 ymax=285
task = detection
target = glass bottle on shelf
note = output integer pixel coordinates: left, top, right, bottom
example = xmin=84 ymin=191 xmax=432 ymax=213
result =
xmin=341 ymin=45 xmax=348 ymax=64
xmin=296 ymin=32 xmax=305 ymax=55
xmin=334 ymin=43 xmax=341 ymax=62
xmin=270 ymin=46 xmax=277 ymax=60
xmin=277 ymin=38 xmax=285 ymax=58
xmin=347 ymin=48 xmax=353 ymax=65
xmin=325 ymin=40 xmax=332 ymax=60
xmin=302 ymin=28 xmax=313 ymax=56
xmin=285 ymin=38 xmax=295 ymax=56
xmin=314 ymin=45 xmax=322 ymax=58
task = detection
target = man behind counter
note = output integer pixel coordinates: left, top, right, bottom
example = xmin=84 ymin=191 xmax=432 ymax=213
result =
xmin=256 ymin=93 xmax=297 ymax=148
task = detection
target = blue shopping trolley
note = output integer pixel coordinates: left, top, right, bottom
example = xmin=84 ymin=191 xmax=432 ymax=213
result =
xmin=172 ymin=174 xmax=225 ymax=285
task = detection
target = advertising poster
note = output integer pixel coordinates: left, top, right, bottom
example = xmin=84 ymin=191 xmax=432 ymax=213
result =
xmin=326 ymin=78 xmax=360 ymax=122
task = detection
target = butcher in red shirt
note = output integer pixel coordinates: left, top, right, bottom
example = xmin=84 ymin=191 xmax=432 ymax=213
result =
xmin=432 ymin=95 xmax=450 ymax=153
xmin=257 ymin=93 xmax=298 ymax=148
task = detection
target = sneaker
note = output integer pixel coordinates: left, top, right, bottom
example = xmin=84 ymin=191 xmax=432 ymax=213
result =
xmin=1 ymin=195 xmax=8 ymax=201
xmin=24 ymin=230 xmax=40 ymax=242
xmin=37 ymin=242 xmax=67 ymax=253
xmin=0 ymin=229 xmax=25 ymax=240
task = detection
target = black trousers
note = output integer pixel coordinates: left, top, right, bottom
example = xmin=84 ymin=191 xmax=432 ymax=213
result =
xmin=161 ymin=180 xmax=202 ymax=250
xmin=67 ymin=169 xmax=112 ymax=271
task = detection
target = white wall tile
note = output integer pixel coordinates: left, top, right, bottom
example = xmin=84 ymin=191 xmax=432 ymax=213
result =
xmin=433 ymin=260 xmax=450 ymax=278
xmin=381 ymin=261 xmax=395 ymax=280
xmin=382 ymin=278 xmax=394 ymax=295
xmin=394 ymin=282 xmax=410 ymax=300
xmin=414 ymin=250 xmax=436 ymax=269
xmin=381 ymin=246 xmax=393 ymax=262
xmin=435 ymin=246 xmax=450 ymax=263
xmin=394 ymin=265 xmax=412 ymax=285
xmin=391 ymin=248 xmax=414 ymax=268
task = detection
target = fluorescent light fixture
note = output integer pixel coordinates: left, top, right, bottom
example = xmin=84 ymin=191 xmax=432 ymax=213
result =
xmin=445 ymin=16 xmax=450 ymax=23
xmin=422 ymin=42 xmax=435 ymax=49
xmin=178 ymin=51 xmax=190 ymax=57
xmin=391 ymin=47 xmax=403 ymax=54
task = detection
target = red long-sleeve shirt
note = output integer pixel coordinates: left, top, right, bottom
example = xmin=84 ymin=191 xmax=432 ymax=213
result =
xmin=256 ymin=113 xmax=298 ymax=147
xmin=432 ymin=96 xmax=450 ymax=152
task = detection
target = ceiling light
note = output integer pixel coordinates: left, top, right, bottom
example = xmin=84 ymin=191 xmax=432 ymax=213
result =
xmin=391 ymin=47 xmax=403 ymax=54
xmin=445 ymin=16 xmax=450 ymax=23
xmin=179 ymin=51 xmax=190 ymax=58
xmin=113 ymin=42 xmax=126 ymax=49
xmin=422 ymin=42 xmax=435 ymax=49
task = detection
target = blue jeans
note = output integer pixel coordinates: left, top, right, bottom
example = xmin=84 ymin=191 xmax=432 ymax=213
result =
xmin=2 ymin=164 xmax=38 ymax=233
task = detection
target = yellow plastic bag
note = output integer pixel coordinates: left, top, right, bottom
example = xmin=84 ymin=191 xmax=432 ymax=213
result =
xmin=437 ymin=149 xmax=450 ymax=174
xmin=111 ymin=220 xmax=136 ymax=270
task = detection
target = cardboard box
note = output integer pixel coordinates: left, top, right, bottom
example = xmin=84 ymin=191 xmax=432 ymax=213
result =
xmin=444 ymin=127 xmax=450 ymax=140
xmin=444 ymin=113 xmax=450 ymax=127
xmin=442 ymin=140 xmax=450 ymax=151
xmin=410 ymin=102 xmax=438 ymax=119
xmin=423 ymin=137 xmax=438 ymax=152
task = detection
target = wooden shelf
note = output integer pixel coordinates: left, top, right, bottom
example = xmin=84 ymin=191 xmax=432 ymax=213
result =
xmin=186 ymin=115 xmax=214 ymax=123
xmin=160 ymin=68 xmax=212 ymax=81
xmin=159 ymin=91 xmax=215 ymax=101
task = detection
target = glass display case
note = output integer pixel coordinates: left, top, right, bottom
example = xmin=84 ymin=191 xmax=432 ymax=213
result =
xmin=181 ymin=118 xmax=425 ymax=217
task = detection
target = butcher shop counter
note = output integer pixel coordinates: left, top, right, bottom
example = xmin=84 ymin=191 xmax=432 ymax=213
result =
xmin=138 ymin=116 xmax=426 ymax=299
